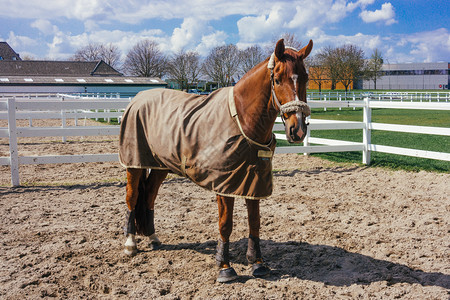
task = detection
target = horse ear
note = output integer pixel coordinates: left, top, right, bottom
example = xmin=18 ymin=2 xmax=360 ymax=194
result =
xmin=275 ymin=39 xmax=285 ymax=60
xmin=298 ymin=40 xmax=313 ymax=59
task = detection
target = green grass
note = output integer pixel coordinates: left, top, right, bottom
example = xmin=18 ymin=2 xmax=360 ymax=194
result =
xmin=277 ymin=107 xmax=450 ymax=173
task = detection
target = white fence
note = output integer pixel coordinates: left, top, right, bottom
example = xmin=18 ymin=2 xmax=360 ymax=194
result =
xmin=308 ymin=91 xmax=450 ymax=102
xmin=1 ymin=95 xmax=449 ymax=186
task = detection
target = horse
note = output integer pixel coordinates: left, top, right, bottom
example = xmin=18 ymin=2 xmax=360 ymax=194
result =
xmin=118 ymin=38 xmax=313 ymax=283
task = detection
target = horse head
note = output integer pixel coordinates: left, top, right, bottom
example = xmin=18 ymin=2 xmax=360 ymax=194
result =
xmin=269 ymin=39 xmax=313 ymax=143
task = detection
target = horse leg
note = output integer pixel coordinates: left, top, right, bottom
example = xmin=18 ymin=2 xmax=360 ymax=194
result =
xmin=124 ymin=168 xmax=146 ymax=256
xmin=216 ymin=195 xmax=238 ymax=283
xmin=246 ymin=199 xmax=270 ymax=277
xmin=142 ymin=169 xmax=168 ymax=249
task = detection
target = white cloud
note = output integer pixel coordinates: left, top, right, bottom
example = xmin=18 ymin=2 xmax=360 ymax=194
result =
xmin=354 ymin=0 xmax=375 ymax=8
xmin=360 ymin=2 xmax=397 ymax=25
xmin=31 ymin=19 xmax=58 ymax=35
xmin=237 ymin=4 xmax=285 ymax=43
xmin=7 ymin=31 xmax=37 ymax=48
xmin=171 ymin=18 xmax=206 ymax=52
xmin=195 ymin=31 xmax=228 ymax=56
xmin=0 ymin=0 xmax=105 ymax=21
xmin=402 ymin=28 xmax=450 ymax=62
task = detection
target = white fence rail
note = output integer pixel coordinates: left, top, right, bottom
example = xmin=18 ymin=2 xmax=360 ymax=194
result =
xmin=1 ymin=95 xmax=449 ymax=186
xmin=308 ymin=91 xmax=450 ymax=102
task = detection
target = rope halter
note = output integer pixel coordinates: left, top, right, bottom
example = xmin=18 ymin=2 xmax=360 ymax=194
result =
xmin=267 ymin=48 xmax=311 ymax=118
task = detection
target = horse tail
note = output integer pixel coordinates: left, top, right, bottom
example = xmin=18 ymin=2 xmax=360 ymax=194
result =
xmin=134 ymin=170 xmax=155 ymax=236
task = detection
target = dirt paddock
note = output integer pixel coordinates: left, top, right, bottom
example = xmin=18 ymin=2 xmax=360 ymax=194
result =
xmin=0 ymin=123 xmax=449 ymax=299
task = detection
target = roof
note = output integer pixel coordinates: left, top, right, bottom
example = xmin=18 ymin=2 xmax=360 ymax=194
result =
xmin=0 ymin=60 xmax=122 ymax=77
xmin=0 ymin=42 xmax=21 ymax=60
xmin=0 ymin=76 xmax=166 ymax=86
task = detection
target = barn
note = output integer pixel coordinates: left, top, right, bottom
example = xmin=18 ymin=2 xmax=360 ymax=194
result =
xmin=0 ymin=42 xmax=166 ymax=96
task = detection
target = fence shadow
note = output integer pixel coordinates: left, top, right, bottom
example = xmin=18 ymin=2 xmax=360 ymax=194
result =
xmin=153 ymin=238 xmax=449 ymax=288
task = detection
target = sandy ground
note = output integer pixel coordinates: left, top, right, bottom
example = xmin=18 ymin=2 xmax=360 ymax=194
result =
xmin=0 ymin=119 xmax=449 ymax=299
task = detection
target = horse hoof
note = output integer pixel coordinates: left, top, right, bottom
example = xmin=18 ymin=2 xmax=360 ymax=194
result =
xmin=124 ymin=245 xmax=137 ymax=256
xmin=148 ymin=233 xmax=161 ymax=250
xmin=149 ymin=241 xmax=161 ymax=250
xmin=251 ymin=263 xmax=270 ymax=278
xmin=217 ymin=267 xmax=238 ymax=283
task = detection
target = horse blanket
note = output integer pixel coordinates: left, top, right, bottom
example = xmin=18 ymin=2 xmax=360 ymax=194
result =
xmin=119 ymin=87 xmax=276 ymax=199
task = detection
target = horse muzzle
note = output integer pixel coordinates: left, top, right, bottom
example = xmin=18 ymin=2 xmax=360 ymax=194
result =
xmin=284 ymin=112 xmax=308 ymax=144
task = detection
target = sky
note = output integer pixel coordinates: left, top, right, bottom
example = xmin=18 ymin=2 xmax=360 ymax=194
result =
xmin=0 ymin=0 xmax=449 ymax=63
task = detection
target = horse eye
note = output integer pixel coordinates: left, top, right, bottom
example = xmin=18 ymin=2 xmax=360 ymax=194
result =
xmin=275 ymin=79 xmax=280 ymax=85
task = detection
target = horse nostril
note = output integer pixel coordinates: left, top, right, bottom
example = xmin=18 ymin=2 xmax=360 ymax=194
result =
xmin=289 ymin=125 xmax=295 ymax=138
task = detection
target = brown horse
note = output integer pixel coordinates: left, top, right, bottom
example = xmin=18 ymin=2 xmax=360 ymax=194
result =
xmin=119 ymin=38 xmax=313 ymax=283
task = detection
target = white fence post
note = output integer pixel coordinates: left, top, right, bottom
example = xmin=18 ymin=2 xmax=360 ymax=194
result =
xmin=61 ymin=96 xmax=67 ymax=143
xmin=363 ymin=97 xmax=371 ymax=165
xmin=7 ymin=98 xmax=20 ymax=186
xmin=303 ymin=116 xmax=310 ymax=156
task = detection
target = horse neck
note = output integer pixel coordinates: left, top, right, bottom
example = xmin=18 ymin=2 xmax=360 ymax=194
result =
xmin=233 ymin=60 xmax=278 ymax=144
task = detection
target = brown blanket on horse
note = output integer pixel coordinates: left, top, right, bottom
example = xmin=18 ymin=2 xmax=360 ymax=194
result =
xmin=119 ymin=87 xmax=276 ymax=199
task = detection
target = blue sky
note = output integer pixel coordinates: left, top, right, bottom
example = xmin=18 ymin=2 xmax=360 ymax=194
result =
xmin=0 ymin=0 xmax=448 ymax=63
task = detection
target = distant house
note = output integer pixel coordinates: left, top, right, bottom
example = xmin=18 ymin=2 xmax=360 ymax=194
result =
xmin=0 ymin=42 xmax=21 ymax=60
xmin=0 ymin=42 xmax=167 ymax=96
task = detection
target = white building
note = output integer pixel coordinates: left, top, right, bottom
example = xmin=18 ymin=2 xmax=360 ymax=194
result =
xmin=364 ymin=62 xmax=449 ymax=90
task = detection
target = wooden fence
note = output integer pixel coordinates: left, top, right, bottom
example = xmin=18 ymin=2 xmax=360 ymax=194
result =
xmin=1 ymin=95 xmax=449 ymax=186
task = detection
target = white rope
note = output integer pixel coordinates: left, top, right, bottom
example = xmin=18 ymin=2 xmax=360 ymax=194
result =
xmin=280 ymin=100 xmax=310 ymax=116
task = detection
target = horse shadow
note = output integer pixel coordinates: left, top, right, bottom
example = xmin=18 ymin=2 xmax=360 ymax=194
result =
xmin=273 ymin=165 xmax=363 ymax=178
xmin=154 ymin=238 xmax=449 ymax=288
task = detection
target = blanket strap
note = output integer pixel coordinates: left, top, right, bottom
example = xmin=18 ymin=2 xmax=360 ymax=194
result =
xmin=228 ymin=88 xmax=274 ymax=157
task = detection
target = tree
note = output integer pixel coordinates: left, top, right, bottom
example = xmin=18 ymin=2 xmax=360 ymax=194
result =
xmin=123 ymin=40 xmax=167 ymax=78
xmin=202 ymin=44 xmax=241 ymax=87
xmin=307 ymin=54 xmax=329 ymax=94
xmin=366 ymin=49 xmax=384 ymax=90
xmin=239 ymin=45 xmax=266 ymax=76
xmin=268 ymin=32 xmax=303 ymax=53
xmin=167 ymin=49 xmax=201 ymax=91
xmin=71 ymin=43 xmax=121 ymax=69
xmin=72 ymin=43 xmax=102 ymax=61
xmin=318 ymin=46 xmax=340 ymax=90
xmin=99 ymin=43 xmax=121 ymax=70
xmin=320 ymin=45 xmax=366 ymax=92
xmin=279 ymin=32 xmax=303 ymax=50
xmin=334 ymin=44 xmax=365 ymax=92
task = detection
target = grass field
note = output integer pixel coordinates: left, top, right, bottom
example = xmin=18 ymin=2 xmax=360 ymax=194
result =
xmin=277 ymin=107 xmax=450 ymax=173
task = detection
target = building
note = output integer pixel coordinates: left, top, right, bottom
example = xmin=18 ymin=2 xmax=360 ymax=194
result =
xmin=0 ymin=42 xmax=167 ymax=95
xmin=0 ymin=42 xmax=21 ymax=60
xmin=308 ymin=66 xmax=355 ymax=91
xmin=364 ymin=62 xmax=450 ymax=90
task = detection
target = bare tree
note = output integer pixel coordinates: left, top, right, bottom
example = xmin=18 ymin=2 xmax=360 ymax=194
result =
xmin=167 ymin=49 xmax=201 ymax=91
xmin=72 ymin=43 xmax=102 ymax=61
xmin=319 ymin=45 xmax=365 ymax=91
xmin=319 ymin=46 xmax=340 ymax=90
xmin=99 ymin=43 xmax=121 ymax=69
xmin=366 ymin=49 xmax=384 ymax=90
xmin=71 ymin=43 xmax=121 ymax=69
xmin=269 ymin=32 xmax=303 ymax=53
xmin=202 ymin=44 xmax=241 ymax=87
xmin=123 ymin=40 xmax=167 ymax=77
xmin=308 ymin=54 xmax=329 ymax=94
xmin=334 ymin=44 xmax=366 ymax=92
xmin=239 ymin=45 xmax=266 ymax=76
xmin=279 ymin=32 xmax=303 ymax=50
